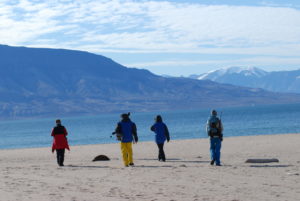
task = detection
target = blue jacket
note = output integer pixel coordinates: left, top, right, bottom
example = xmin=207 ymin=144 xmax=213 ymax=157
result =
xmin=116 ymin=119 xmax=138 ymax=143
xmin=151 ymin=122 xmax=170 ymax=144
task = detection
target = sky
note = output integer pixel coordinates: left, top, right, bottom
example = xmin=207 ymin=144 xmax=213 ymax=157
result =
xmin=0 ymin=0 xmax=300 ymax=76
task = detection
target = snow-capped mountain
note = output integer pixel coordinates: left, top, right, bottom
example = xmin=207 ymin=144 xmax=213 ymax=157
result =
xmin=192 ymin=67 xmax=300 ymax=93
xmin=1 ymin=45 xmax=300 ymax=119
xmin=197 ymin=67 xmax=268 ymax=80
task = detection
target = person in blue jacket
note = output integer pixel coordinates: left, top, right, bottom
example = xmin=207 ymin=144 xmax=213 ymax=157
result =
xmin=206 ymin=110 xmax=223 ymax=166
xmin=115 ymin=113 xmax=138 ymax=167
xmin=150 ymin=115 xmax=170 ymax=162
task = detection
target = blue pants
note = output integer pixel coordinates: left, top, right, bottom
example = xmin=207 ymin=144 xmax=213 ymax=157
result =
xmin=210 ymin=138 xmax=221 ymax=165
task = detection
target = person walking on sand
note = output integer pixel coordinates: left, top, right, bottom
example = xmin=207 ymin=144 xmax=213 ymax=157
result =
xmin=115 ymin=113 xmax=138 ymax=167
xmin=51 ymin=119 xmax=70 ymax=166
xmin=206 ymin=110 xmax=223 ymax=166
xmin=150 ymin=115 xmax=170 ymax=162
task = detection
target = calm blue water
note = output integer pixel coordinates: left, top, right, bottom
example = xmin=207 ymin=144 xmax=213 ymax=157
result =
xmin=0 ymin=103 xmax=300 ymax=149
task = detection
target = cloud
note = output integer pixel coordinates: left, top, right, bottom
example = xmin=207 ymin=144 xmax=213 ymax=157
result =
xmin=125 ymin=56 xmax=300 ymax=68
xmin=0 ymin=0 xmax=299 ymax=58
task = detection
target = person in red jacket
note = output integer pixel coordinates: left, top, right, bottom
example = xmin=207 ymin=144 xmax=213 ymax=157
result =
xmin=51 ymin=119 xmax=70 ymax=166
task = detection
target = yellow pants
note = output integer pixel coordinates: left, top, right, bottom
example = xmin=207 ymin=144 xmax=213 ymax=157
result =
xmin=121 ymin=142 xmax=133 ymax=166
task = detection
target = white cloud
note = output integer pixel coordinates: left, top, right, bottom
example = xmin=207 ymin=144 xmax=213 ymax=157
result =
xmin=0 ymin=0 xmax=299 ymax=58
xmin=125 ymin=56 xmax=300 ymax=68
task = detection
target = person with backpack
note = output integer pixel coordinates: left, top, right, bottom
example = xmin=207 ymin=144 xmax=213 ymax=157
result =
xmin=51 ymin=119 xmax=70 ymax=166
xmin=206 ymin=110 xmax=223 ymax=166
xmin=150 ymin=115 xmax=170 ymax=162
xmin=115 ymin=113 xmax=138 ymax=167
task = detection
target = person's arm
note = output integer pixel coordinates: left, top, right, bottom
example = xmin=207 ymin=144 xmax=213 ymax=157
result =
xmin=206 ymin=119 xmax=210 ymax=136
xmin=219 ymin=119 xmax=224 ymax=133
xmin=115 ymin=123 xmax=122 ymax=134
xmin=164 ymin=124 xmax=170 ymax=142
xmin=219 ymin=119 xmax=223 ymax=141
xmin=132 ymin=123 xmax=138 ymax=143
xmin=150 ymin=124 xmax=155 ymax=132
xmin=64 ymin=127 xmax=68 ymax=136
xmin=51 ymin=128 xmax=55 ymax=153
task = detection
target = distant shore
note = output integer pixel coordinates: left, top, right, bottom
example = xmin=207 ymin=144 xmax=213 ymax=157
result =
xmin=1 ymin=132 xmax=298 ymax=151
xmin=1 ymin=134 xmax=299 ymax=201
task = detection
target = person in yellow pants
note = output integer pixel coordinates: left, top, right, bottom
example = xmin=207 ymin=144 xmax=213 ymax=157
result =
xmin=121 ymin=142 xmax=133 ymax=166
xmin=115 ymin=113 xmax=138 ymax=167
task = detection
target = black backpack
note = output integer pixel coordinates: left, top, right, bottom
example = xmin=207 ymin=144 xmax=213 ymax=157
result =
xmin=209 ymin=120 xmax=221 ymax=137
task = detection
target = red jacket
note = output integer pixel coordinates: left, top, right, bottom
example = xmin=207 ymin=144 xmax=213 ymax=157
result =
xmin=51 ymin=125 xmax=70 ymax=152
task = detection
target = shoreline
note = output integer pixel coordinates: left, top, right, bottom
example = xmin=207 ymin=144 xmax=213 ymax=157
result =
xmin=1 ymin=132 xmax=299 ymax=151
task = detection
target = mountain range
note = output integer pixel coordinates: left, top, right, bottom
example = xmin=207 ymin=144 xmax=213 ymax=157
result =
xmin=1 ymin=44 xmax=300 ymax=119
xmin=191 ymin=67 xmax=300 ymax=93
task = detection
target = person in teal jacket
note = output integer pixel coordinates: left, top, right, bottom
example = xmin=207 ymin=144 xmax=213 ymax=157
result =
xmin=150 ymin=115 xmax=170 ymax=162
xmin=206 ymin=110 xmax=223 ymax=166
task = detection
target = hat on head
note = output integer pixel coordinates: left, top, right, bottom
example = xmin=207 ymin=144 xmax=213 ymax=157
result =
xmin=155 ymin=115 xmax=162 ymax=122
xmin=121 ymin=112 xmax=130 ymax=119
xmin=211 ymin=110 xmax=217 ymax=115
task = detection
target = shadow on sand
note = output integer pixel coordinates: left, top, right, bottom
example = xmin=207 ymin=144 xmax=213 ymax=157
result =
xmin=133 ymin=165 xmax=174 ymax=168
xmin=249 ymin=165 xmax=292 ymax=168
xmin=66 ymin=165 xmax=110 ymax=169
xmin=167 ymin=160 xmax=211 ymax=164
xmin=137 ymin=158 xmax=181 ymax=161
xmin=137 ymin=158 xmax=210 ymax=164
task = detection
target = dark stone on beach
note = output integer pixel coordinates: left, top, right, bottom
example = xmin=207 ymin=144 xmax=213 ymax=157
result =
xmin=92 ymin=155 xmax=110 ymax=161
xmin=245 ymin=158 xmax=279 ymax=163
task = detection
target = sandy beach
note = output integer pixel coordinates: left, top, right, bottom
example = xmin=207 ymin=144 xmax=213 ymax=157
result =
xmin=0 ymin=134 xmax=300 ymax=201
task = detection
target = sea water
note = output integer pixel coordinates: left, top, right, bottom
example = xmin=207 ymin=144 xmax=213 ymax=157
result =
xmin=0 ymin=103 xmax=300 ymax=149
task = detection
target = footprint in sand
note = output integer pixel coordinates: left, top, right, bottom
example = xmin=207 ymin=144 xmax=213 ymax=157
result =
xmin=108 ymin=187 xmax=121 ymax=197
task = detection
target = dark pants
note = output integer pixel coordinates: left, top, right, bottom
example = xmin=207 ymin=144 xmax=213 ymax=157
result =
xmin=56 ymin=149 xmax=65 ymax=166
xmin=157 ymin=143 xmax=166 ymax=161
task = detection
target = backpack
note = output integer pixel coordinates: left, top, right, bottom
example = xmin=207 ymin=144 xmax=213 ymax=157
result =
xmin=209 ymin=119 xmax=221 ymax=137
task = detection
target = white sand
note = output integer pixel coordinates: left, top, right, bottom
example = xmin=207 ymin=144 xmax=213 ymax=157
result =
xmin=1 ymin=134 xmax=300 ymax=201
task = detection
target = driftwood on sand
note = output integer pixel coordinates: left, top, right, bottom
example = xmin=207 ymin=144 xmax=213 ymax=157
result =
xmin=245 ymin=158 xmax=279 ymax=163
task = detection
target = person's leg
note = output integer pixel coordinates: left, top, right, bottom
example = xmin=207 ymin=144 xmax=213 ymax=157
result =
xmin=158 ymin=143 xmax=166 ymax=161
xmin=215 ymin=139 xmax=222 ymax=166
xmin=127 ymin=143 xmax=134 ymax=165
xmin=121 ymin=142 xmax=129 ymax=166
xmin=210 ymin=138 xmax=216 ymax=165
xmin=56 ymin=149 xmax=60 ymax=165
xmin=60 ymin=149 xmax=65 ymax=166
xmin=157 ymin=143 xmax=162 ymax=161
xmin=56 ymin=149 xmax=64 ymax=166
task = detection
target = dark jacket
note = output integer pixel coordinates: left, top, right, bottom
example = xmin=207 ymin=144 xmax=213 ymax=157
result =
xmin=151 ymin=122 xmax=170 ymax=144
xmin=115 ymin=118 xmax=138 ymax=143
